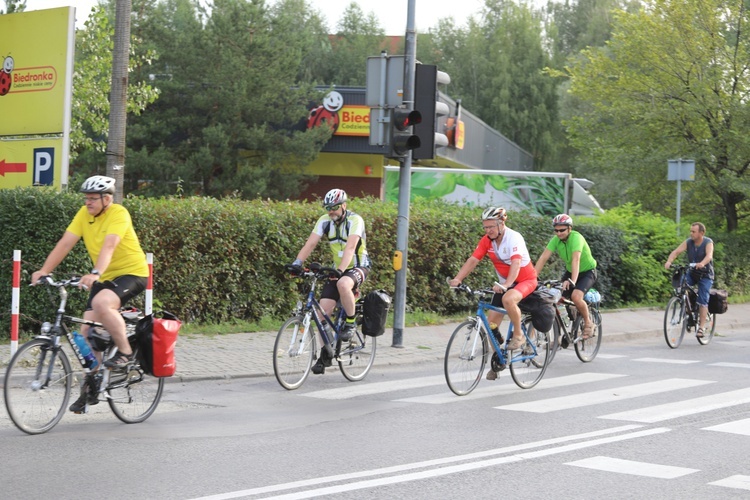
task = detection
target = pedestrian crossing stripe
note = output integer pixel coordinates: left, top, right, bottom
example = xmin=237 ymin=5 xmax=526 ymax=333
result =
xmin=600 ymin=388 xmax=750 ymax=423
xmin=634 ymin=357 xmax=701 ymax=364
xmin=494 ymin=378 xmax=714 ymax=413
xmin=710 ymin=362 xmax=750 ymax=369
xmin=703 ymin=417 xmax=750 ymax=436
xmin=709 ymin=475 xmax=750 ymax=491
xmin=566 ymin=456 xmax=698 ymax=478
xmin=395 ymin=373 xmax=627 ymax=405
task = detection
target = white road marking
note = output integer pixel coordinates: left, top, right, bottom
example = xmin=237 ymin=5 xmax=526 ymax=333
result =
xmin=709 ymin=475 xmax=750 ymax=491
xmin=495 ymin=378 xmax=714 ymax=413
xmin=565 ymin=456 xmax=698 ymax=478
xmin=600 ymin=388 xmax=750 ymax=423
xmin=634 ymin=357 xmax=701 ymax=364
xmin=302 ymin=375 xmax=445 ymax=399
xmin=396 ymin=372 xmax=627 ymax=404
xmin=188 ymin=425 xmax=665 ymax=500
xmin=709 ymin=362 xmax=750 ymax=369
xmin=593 ymin=353 xmax=626 ymax=359
xmin=703 ymin=417 xmax=750 ymax=436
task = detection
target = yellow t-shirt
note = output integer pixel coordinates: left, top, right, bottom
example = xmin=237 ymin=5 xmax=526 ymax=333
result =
xmin=66 ymin=204 xmax=148 ymax=281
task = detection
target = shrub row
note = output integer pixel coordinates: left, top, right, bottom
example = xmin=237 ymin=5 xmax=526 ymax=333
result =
xmin=0 ymin=188 xmax=745 ymax=339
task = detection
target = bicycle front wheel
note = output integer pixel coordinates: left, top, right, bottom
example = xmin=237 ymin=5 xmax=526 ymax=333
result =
xmin=273 ymin=315 xmax=315 ymax=390
xmin=4 ymin=338 xmax=73 ymax=434
xmin=444 ymin=320 xmax=488 ymax=396
xmin=697 ymin=312 xmax=716 ymax=345
xmin=339 ymin=333 xmax=377 ymax=381
xmin=510 ymin=319 xmax=550 ymax=389
xmin=664 ymin=296 xmax=685 ymax=349
xmin=576 ymin=308 xmax=602 ymax=362
xmin=108 ymin=365 xmax=165 ymax=424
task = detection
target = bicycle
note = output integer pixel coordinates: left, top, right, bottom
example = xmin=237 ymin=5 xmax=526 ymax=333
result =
xmin=273 ymin=262 xmax=376 ymax=390
xmin=3 ymin=276 xmax=164 ymax=435
xmin=664 ymin=264 xmax=716 ymax=348
xmin=444 ymin=283 xmax=551 ymax=395
xmin=543 ymin=280 xmax=603 ymax=363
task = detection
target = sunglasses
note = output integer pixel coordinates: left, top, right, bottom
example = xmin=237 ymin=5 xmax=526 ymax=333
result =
xmin=554 ymin=228 xmax=568 ymax=233
xmin=325 ymin=204 xmax=342 ymax=212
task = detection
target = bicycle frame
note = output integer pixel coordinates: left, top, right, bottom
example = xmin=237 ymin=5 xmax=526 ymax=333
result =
xmin=473 ymin=296 xmax=537 ymax=365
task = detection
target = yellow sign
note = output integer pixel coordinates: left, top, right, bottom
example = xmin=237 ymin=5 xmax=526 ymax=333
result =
xmin=335 ymin=106 xmax=370 ymax=137
xmin=0 ymin=138 xmax=64 ymax=189
xmin=455 ymin=120 xmax=465 ymax=150
xmin=0 ymin=7 xmax=74 ymax=135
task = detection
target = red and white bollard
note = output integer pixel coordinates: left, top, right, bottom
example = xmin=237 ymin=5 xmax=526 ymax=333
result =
xmin=11 ymin=249 xmax=21 ymax=356
xmin=146 ymin=252 xmax=153 ymax=316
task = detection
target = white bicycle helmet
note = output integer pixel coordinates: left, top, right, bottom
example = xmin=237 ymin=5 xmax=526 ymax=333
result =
xmin=481 ymin=206 xmax=507 ymax=221
xmin=552 ymin=214 xmax=573 ymax=227
xmin=80 ymin=175 xmax=116 ymax=195
xmin=323 ymin=188 xmax=347 ymax=208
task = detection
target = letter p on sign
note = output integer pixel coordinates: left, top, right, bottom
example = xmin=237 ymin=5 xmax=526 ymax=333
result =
xmin=33 ymin=148 xmax=54 ymax=186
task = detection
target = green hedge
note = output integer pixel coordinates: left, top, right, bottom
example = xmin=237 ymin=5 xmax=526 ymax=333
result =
xmin=0 ymin=189 xmax=745 ymax=339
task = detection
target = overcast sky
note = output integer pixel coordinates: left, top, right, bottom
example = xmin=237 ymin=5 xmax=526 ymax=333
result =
xmin=23 ymin=0 xmax=485 ymax=35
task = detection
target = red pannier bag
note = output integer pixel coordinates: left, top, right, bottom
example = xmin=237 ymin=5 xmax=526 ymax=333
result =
xmin=136 ymin=311 xmax=181 ymax=377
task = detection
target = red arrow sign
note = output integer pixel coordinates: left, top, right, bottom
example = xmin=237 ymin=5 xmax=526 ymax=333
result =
xmin=0 ymin=159 xmax=27 ymax=176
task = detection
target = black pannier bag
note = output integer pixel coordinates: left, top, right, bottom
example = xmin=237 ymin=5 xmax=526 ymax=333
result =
xmin=361 ymin=290 xmax=391 ymax=337
xmin=518 ymin=288 xmax=556 ymax=333
xmin=708 ymin=288 xmax=728 ymax=314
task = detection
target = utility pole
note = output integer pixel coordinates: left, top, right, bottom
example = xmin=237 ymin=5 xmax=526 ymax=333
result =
xmin=392 ymin=0 xmax=418 ymax=347
xmin=106 ymin=0 xmax=131 ymax=203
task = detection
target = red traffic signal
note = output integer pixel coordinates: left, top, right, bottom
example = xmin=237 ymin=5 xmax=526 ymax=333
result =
xmin=389 ymin=108 xmax=422 ymax=158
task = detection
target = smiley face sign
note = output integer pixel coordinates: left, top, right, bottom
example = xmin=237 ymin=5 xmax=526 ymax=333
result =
xmin=307 ymin=91 xmax=344 ymax=132
xmin=0 ymin=56 xmax=14 ymax=96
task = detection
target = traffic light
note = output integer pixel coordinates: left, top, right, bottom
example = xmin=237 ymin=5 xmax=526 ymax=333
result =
xmin=388 ymin=107 xmax=422 ymax=158
xmin=413 ymin=64 xmax=451 ymax=160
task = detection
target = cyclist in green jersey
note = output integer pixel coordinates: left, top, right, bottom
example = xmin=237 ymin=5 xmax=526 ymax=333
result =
xmin=289 ymin=189 xmax=371 ymax=373
xmin=534 ymin=214 xmax=598 ymax=339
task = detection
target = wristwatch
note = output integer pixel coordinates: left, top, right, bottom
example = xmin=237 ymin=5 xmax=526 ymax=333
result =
xmin=90 ymin=269 xmax=100 ymax=276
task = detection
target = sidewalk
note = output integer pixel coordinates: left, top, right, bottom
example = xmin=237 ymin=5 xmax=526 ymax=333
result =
xmin=2 ymin=304 xmax=747 ymax=381
xmin=170 ymin=303 xmax=749 ymax=381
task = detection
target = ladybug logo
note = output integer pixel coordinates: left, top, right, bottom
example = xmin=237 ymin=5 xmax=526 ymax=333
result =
xmin=307 ymin=91 xmax=344 ymax=132
xmin=0 ymin=56 xmax=13 ymax=96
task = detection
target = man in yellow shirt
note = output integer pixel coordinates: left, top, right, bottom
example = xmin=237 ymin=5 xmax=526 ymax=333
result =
xmin=31 ymin=175 xmax=149 ymax=412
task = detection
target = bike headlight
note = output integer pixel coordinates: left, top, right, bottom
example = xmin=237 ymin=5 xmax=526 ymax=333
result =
xmin=40 ymin=322 xmax=52 ymax=334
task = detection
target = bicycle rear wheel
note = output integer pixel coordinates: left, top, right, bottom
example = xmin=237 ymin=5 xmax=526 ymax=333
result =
xmin=575 ymin=308 xmax=602 ymax=362
xmin=697 ymin=312 xmax=716 ymax=345
xmin=4 ymin=338 xmax=73 ymax=434
xmin=108 ymin=364 xmax=165 ymax=423
xmin=444 ymin=320 xmax=487 ymax=396
xmin=273 ymin=315 xmax=314 ymax=390
xmin=664 ymin=295 xmax=685 ymax=349
xmin=339 ymin=333 xmax=377 ymax=381
xmin=510 ymin=319 xmax=550 ymax=389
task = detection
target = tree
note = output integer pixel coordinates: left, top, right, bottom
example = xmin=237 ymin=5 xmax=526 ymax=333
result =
xmin=0 ymin=0 xmax=25 ymax=14
xmin=422 ymin=0 xmax=559 ymax=167
xmin=70 ymin=3 xmax=159 ymax=168
xmin=562 ymin=0 xmax=750 ymax=231
xmin=124 ymin=0 xmax=332 ymax=199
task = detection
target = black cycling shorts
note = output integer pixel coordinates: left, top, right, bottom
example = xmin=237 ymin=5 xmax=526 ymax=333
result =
xmin=321 ymin=267 xmax=369 ymax=301
xmin=561 ymin=269 xmax=597 ymax=298
xmin=86 ymin=275 xmax=148 ymax=311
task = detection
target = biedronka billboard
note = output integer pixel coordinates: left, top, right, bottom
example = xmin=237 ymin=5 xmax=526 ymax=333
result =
xmin=0 ymin=7 xmax=75 ymax=190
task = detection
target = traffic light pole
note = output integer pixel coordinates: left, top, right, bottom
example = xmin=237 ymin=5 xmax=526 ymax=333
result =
xmin=392 ymin=0 xmax=418 ymax=348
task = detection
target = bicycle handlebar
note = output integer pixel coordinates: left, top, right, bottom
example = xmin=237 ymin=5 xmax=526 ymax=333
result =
xmin=448 ymin=281 xmax=495 ymax=298
xmin=33 ymin=275 xmax=86 ymax=289
xmin=285 ymin=262 xmax=340 ymax=280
